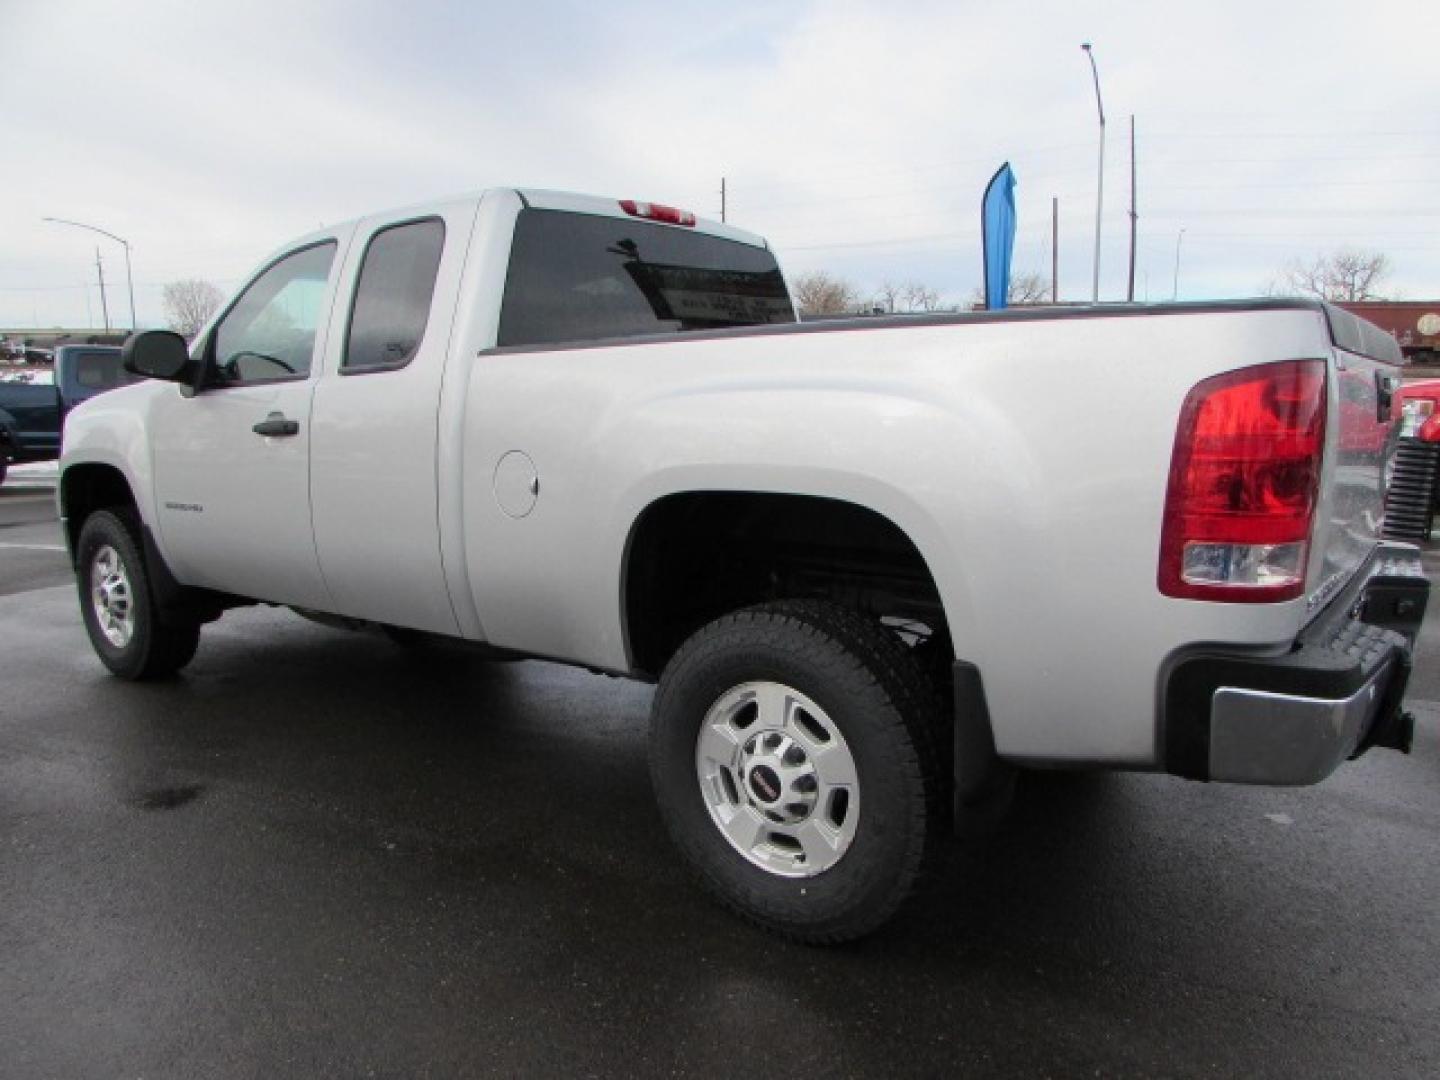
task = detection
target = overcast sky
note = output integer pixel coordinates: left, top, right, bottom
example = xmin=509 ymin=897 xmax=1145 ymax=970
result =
xmin=2 ymin=0 xmax=1436 ymax=330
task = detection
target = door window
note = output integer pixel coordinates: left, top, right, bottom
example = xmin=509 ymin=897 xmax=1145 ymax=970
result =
xmin=343 ymin=218 xmax=445 ymax=371
xmin=210 ymin=242 xmax=337 ymax=385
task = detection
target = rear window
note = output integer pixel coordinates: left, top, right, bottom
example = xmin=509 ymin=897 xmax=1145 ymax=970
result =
xmin=497 ymin=208 xmax=794 ymax=348
xmin=72 ymin=350 xmax=137 ymax=390
xmin=344 ymin=217 xmax=445 ymax=371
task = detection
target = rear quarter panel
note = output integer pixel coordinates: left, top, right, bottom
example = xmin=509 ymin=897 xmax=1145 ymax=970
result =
xmin=455 ymin=306 xmax=1336 ymax=767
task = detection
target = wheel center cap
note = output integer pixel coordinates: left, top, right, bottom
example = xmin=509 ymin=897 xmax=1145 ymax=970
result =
xmin=748 ymin=764 xmax=782 ymax=804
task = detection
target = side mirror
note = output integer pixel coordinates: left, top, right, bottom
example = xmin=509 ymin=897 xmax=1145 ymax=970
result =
xmin=122 ymin=330 xmax=192 ymax=382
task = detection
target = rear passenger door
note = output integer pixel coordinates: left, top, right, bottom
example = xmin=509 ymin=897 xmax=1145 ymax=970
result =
xmin=309 ymin=201 xmax=476 ymax=633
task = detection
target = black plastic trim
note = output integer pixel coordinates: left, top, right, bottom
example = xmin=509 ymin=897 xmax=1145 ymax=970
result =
xmin=952 ymin=660 xmax=1003 ymax=806
xmin=140 ymin=525 xmax=236 ymax=626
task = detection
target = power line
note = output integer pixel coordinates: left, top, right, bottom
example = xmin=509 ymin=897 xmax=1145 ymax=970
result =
xmin=0 ymin=277 xmax=242 ymax=292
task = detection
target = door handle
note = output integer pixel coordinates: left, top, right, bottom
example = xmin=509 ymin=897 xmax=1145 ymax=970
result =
xmin=252 ymin=412 xmax=300 ymax=437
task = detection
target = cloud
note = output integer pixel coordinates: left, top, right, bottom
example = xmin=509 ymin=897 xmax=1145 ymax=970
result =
xmin=2 ymin=0 xmax=1435 ymax=328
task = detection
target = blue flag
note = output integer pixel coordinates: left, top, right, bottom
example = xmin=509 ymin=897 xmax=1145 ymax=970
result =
xmin=981 ymin=163 xmax=1017 ymax=310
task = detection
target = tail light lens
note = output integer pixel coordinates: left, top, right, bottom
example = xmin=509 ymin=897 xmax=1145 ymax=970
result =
xmin=1159 ymin=360 xmax=1327 ymax=602
xmin=1420 ymin=411 xmax=1440 ymax=443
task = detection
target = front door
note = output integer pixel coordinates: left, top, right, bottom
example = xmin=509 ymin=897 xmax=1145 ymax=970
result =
xmin=151 ymin=236 xmax=348 ymax=609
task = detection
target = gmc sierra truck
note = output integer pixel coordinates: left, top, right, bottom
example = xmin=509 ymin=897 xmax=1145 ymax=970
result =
xmin=57 ymin=188 xmax=1429 ymax=941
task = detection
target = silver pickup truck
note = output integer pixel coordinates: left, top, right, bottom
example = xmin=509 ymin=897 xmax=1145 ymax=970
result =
xmin=58 ymin=188 xmax=1429 ymax=940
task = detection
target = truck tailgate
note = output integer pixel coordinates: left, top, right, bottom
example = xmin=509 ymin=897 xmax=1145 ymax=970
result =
xmin=1309 ymin=311 xmax=1403 ymax=617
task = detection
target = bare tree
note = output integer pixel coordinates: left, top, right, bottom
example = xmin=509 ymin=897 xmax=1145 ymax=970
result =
xmin=873 ymin=281 xmax=902 ymax=314
xmin=163 ymin=279 xmax=225 ymax=339
xmin=792 ymin=271 xmax=859 ymax=318
xmin=1007 ymin=272 xmax=1050 ymax=304
xmin=1273 ymin=249 xmax=1392 ymax=302
xmin=969 ymin=271 xmax=1051 ymax=308
xmin=899 ymin=281 xmax=939 ymax=312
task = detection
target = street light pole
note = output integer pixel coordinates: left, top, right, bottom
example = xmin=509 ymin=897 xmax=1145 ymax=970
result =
xmin=1172 ymin=227 xmax=1186 ymax=300
xmin=94 ymin=248 xmax=111 ymax=332
xmin=42 ymin=217 xmax=137 ymax=332
xmin=1081 ymin=42 xmax=1105 ymax=304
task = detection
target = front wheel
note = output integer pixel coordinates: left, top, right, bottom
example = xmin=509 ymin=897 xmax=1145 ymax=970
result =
xmin=649 ymin=600 xmax=944 ymax=942
xmin=75 ymin=509 xmax=200 ymax=680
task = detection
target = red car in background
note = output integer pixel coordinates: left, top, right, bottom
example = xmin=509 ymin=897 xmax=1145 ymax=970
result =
xmin=1397 ymin=379 xmax=1440 ymax=443
xmin=1384 ymin=379 xmax=1440 ymax=543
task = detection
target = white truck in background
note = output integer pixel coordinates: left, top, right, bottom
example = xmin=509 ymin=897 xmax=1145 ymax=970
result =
xmin=58 ymin=188 xmax=1429 ymax=941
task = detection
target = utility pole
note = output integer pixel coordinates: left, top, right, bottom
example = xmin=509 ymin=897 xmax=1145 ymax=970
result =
xmin=95 ymin=248 xmax=111 ymax=332
xmin=121 ymin=241 xmax=136 ymax=331
xmin=42 ymin=217 xmax=137 ymax=331
xmin=1127 ymin=115 xmax=1137 ymax=303
xmin=1081 ymin=43 xmax=1105 ymax=303
xmin=1172 ymin=228 xmax=1186 ymax=301
xmin=1051 ymin=197 xmax=1059 ymax=303
xmin=720 ymin=177 xmax=727 ymax=223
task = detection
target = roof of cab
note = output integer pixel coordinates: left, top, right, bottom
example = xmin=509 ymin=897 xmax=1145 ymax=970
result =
xmin=255 ymin=187 xmax=771 ymax=277
xmin=514 ymin=188 xmax=769 ymax=249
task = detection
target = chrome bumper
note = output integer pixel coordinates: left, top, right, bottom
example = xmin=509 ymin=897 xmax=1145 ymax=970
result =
xmin=1209 ymin=662 xmax=1394 ymax=785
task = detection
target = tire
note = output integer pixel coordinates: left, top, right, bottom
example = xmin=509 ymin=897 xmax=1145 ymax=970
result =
xmin=649 ymin=600 xmax=945 ymax=943
xmin=75 ymin=509 xmax=200 ymax=680
xmin=0 ymin=460 xmax=7 ymax=487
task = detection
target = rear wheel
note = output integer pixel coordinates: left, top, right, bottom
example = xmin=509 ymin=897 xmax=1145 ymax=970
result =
xmin=649 ymin=600 xmax=944 ymax=942
xmin=76 ymin=510 xmax=200 ymax=680
xmin=0 ymin=460 xmax=8 ymax=486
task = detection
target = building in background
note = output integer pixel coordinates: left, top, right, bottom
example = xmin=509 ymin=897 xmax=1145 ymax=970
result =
xmin=1334 ymin=301 xmax=1440 ymax=376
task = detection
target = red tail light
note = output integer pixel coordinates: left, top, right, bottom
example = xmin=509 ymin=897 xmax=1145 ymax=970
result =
xmin=619 ymin=199 xmax=696 ymax=227
xmin=1159 ymin=360 xmax=1327 ymax=602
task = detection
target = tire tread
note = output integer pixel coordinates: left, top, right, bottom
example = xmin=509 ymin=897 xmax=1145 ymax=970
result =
xmin=76 ymin=508 xmax=200 ymax=680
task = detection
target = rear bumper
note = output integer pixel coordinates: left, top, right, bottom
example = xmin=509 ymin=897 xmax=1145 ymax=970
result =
xmin=1163 ymin=543 xmax=1429 ymax=785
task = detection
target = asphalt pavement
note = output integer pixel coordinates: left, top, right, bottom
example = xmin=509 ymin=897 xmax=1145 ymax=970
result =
xmin=3 ymin=469 xmax=1440 ymax=1078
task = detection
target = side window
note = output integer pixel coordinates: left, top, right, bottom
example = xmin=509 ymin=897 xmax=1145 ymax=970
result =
xmin=210 ymin=242 xmax=337 ymax=385
xmin=343 ymin=218 xmax=445 ymax=371
xmin=74 ymin=351 xmax=135 ymax=390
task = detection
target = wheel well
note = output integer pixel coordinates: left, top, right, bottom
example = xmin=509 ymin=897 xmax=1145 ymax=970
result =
xmin=624 ymin=492 xmax=948 ymax=678
xmin=61 ymin=464 xmax=137 ymax=556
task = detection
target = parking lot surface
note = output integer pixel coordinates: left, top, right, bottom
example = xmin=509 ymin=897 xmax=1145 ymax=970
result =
xmin=3 ymin=469 xmax=1440 ymax=1078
